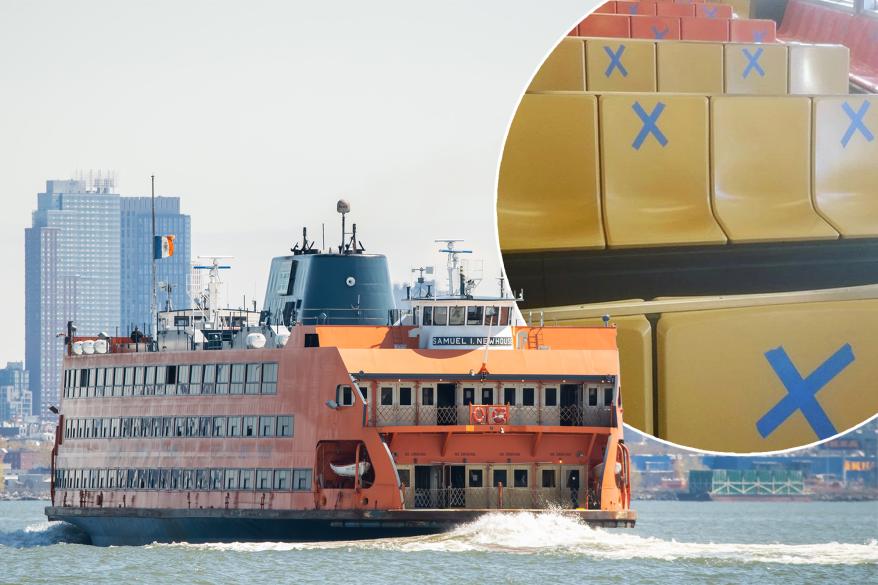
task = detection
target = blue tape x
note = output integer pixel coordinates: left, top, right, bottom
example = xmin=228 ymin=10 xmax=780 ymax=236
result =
xmin=756 ymin=344 xmax=855 ymax=440
xmin=752 ymin=31 xmax=765 ymax=43
xmin=604 ymin=45 xmax=628 ymax=78
xmin=841 ymin=101 xmax=874 ymax=148
xmin=651 ymin=25 xmax=670 ymax=39
xmin=704 ymin=6 xmax=719 ymax=19
xmin=629 ymin=4 xmax=638 ymax=14
xmin=742 ymin=47 xmax=765 ymax=79
xmin=632 ymin=101 xmax=667 ymax=149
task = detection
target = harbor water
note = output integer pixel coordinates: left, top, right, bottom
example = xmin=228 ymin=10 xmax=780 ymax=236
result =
xmin=1 ymin=500 xmax=875 ymax=584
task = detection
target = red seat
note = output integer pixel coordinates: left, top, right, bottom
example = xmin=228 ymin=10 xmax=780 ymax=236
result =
xmin=681 ymin=16 xmax=729 ymax=41
xmin=675 ymin=0 xmax=706 ymax=3
xmin=595 ymin=1 xmax=618 ymax=14
xmin=630 ymin=15 xmax=682 ymax=39
xmin=616 ymin=1 xmax=657 ymax=15
xmin=729 ymin=19 xmax=777 ymax=43
xmin=578 ymin=13 xmax=631 ymax=38
xmin=656 ymin=3 xmax=695 ymax=17
xmin=696 ymin=3 xmax=732 ymax=19
xmin=778 ymin=0 xmax=807 ymax=40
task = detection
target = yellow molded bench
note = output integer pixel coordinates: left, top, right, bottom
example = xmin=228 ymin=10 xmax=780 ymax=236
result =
xmin=528 ymin=38 xmax=586 ymax=92
xmin=656 ymin=41 xmax=724 ymax=94
xmin=711 ymin=96 xmax=838 ymax=243
xmin=600 ymin=93 xmax=727 ymax=247
xmin=585 ymin=38 xmax=656 ymax=92
xmin=724 ymin=43 xmax=788 ymax=94
xmin=789 ymin=44 xmax=850 ymax=95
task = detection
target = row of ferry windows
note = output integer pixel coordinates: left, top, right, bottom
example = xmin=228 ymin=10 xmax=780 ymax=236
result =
xmin=63 ymin=362 xmax=279 ymax=399
xmin=339 ymin=384 xmax=615 ymax=407
xmin=57 ymin=467 xmax=312 ymax=492
xmin=63 ymin=415 xmax=294 ymax=440
xmin=421 ymin=305 xmax=512 ymax=327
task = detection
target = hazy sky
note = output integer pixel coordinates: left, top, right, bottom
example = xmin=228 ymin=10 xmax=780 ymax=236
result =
xmin=0 ymin=0 xmax=599 ymax=361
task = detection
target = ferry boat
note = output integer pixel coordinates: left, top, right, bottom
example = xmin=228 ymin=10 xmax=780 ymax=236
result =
xmin=45 ymin=203 xmax=635 ymax=545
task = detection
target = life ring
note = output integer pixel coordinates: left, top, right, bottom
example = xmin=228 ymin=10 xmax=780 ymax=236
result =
xmin=472 ymin=406 xmax=486 ymax=424
xmin=491 ymin=408 xmax=508 ymax=425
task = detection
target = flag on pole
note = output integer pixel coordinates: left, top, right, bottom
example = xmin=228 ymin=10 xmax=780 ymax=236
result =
xmin=153 ymin=235 xmax=175 ymax=259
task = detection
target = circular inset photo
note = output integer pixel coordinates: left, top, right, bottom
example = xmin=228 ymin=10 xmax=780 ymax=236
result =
xmin=496 ymin=4 xmax=878 ymax=453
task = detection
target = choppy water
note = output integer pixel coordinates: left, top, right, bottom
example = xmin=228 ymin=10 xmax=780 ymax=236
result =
xmin=0 ymin=500 xmax=876 ymax=584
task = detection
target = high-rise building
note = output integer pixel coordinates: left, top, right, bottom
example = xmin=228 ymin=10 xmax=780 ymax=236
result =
xmin=121 ymin=197 xmax=192 ymax=334
xmin=0 ymin=362 xmax=32 ymax=422
xmin=25 ymin=178 xmax=191 ymax=417
xmin=25 ymin=178 xmax=121 ymax=416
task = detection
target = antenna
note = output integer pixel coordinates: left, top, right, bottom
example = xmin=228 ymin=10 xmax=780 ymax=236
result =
xmin=337 ymin=199 xmax=350 ymax=254
xmin=435 ymin=239 xmax=472 ymax=296
xmin=193 ymin=256 xmax=234 ymax=329
xmin=150 ymin=175 xmax=157 ymax=338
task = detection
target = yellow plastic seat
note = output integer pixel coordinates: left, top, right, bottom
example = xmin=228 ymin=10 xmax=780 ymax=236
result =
xmin=657 ymin=299 xmax=878 ymax=452
xmin=497 ymin=93 xmax=605 ymax=252
xmin=789 ymin=44 xmax=851 ymax=96
xmin=585 ymin=39 xmax=656 ymax=92
xmin=711 ymin=96 xmax=838 ymax=242
xmin=656 ymin=42 xmax=724 ymax=94
xmin=557 ymin=314 xmax=654 ymax=435
xmin=600 ymin=94 xmax=727 ymax=248
xmin=813 ymin=96 xmax=878 ymax=238
xmin=528 ymin=38 xmax=586 ymax=92
xmin=723 ymin=43 xmax=788 ymax=94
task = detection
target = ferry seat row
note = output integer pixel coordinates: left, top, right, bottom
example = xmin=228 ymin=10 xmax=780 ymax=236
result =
xmin=574 ymin=13 xmax=776 ymax=43
xmin=597 ymin=1 xmax=734 ymax=20
xmin=778 ymin=0 xmax=878 ymax=93
xmin=497 ymin=92 xmax=877 ymax=252
xmin=561 ymin=296 xmax=878 ymax=452
xmin=529 ymin=37 xmax=850 ymax=96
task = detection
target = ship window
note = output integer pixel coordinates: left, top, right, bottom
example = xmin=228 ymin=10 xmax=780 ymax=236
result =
xmin=493 ymin=469 xmax=508 ymax=487
xmin=588 ymin=387 xmax=598 ymax=407
xmin=126 ymin=469 xmax=136 ymax=489
xmin=467 ymin=306 xmax=484 ymax=326
xmin=262 ymin=363 xmax=278 ymax=394
xmin=500 ymin=306 xmax=511 ymax=326
xmin=481 ymin=388 xmax=493 ymax=405
xmin=110 ymin=417 xmax=120 ymax=438
xmin=104 ymin=367 xmax=114 ymax=389
xmin=202 ymin=364 xmax=216 ymax=394
xmin=514 ymin=469 xmax=528 ymax=488
xmin=213 ymin=416 xmax=228 ymax=437
xmin=174 ymin=316 xmax=190 ymax=327
xmin=224 ymin=469 xmax=240 ymax=490
xmin=449 ymin=306 xmax=465 ymax=326
xmin=504 ymin=387 xmax=516 ymax=406
xmin=304 ymin=333 xmax=320 ymax=348
xmin=78 ymin=368 xmax=89 ymax=389
xmin=199 ymin=417 xmax=212 ymax=437
xmin=174 ymin=417 xmax=185 ymax=437
xmin=145 ymin=365 xmax=156 ymax=387
xmin=286 ymin=260 xmax=299 ymax=295
xmin=121 ymin=418 xmax=132 ymax=438
xmin=485 ymin=306 xmax=501 ymax=326
xmin=189 ymin=364 xmax=203 ymax=394
xmin=422 ymin=306 xmax=433 ymax=326
xmin=338 ymin=385 xmax=354 ymax=406
xmin=542 ymin=469 xmax=556 ymax=488
xmin=432 ymin=306 xmax=448 ymax=326
xmin=463 ymin=388 xmax=475 ymax=406
xmin=399 ymin=387 xmax=412 ymax=406
xmin=210 ymin=469 xmax=223 ymax=490
xmin=154 ymin=365 xmax=165 ymax=388
xmin=185 ymin=416 xmax=197 ymax=437
xmin=243 ymin=416 xmax=257 ymax=437
xmin=240 ymin=469 xmax=255 ymax=490
xmin=293 ymin=469 xmax=312 ymax=491
xmin=177 ymin=365 xmax=190 ymax=395
xmin=245 ymin=363 xmax=261 ymax=394
xmin=151 ymin=417 xmax=161 ymax=438
xmin=469 ymin=469 xmax=483 ymax=488
xmin=380 ymin=387 xmax=393 ymax=406
xmin=165 ymin=364 xmax=177 ymax=387
xmin=421 ymin=387 xmax=434 ymax=406
xmin=183 ymin=469 xmax=194 ymax=490
xmin=278 ymin=416 xmax=293 ymax=437
xmin=522 ymin=388 xmax=535 ymax=406
xmin=274 ymin=469 xmax=290 ymax=490
xmin=161 ymin=417 xmax=172 ymax=437
xmin=545 ymin=388 xmax=558 ymax=407
xmin=231 ymin=364 xmax=245 ymax=394
xmin=397 ymin=468 xmax=411 ymax=487
xmin=195 ymin=469 xmax=208 ymax=490
xmin=134 ymin=366 xmax=145 ymax=391
xmin=260 ymin=416 xmax=276 ymax=437
xmin=216 ymin=364 xmax=230 ymax=394
xmin=156 ymin=469 xmax=168 ymax=490
xmin=228 ymin=417 xmax=242 ymax=437
xmin=604 ymin=387 xmax=614 ymax=407
xmin=149 ymin=469 xmax=159 ymax=490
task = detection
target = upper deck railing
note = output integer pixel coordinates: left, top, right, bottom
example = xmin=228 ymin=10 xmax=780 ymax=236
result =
xmin=369 ymin=403 xmax=613 ymax=428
